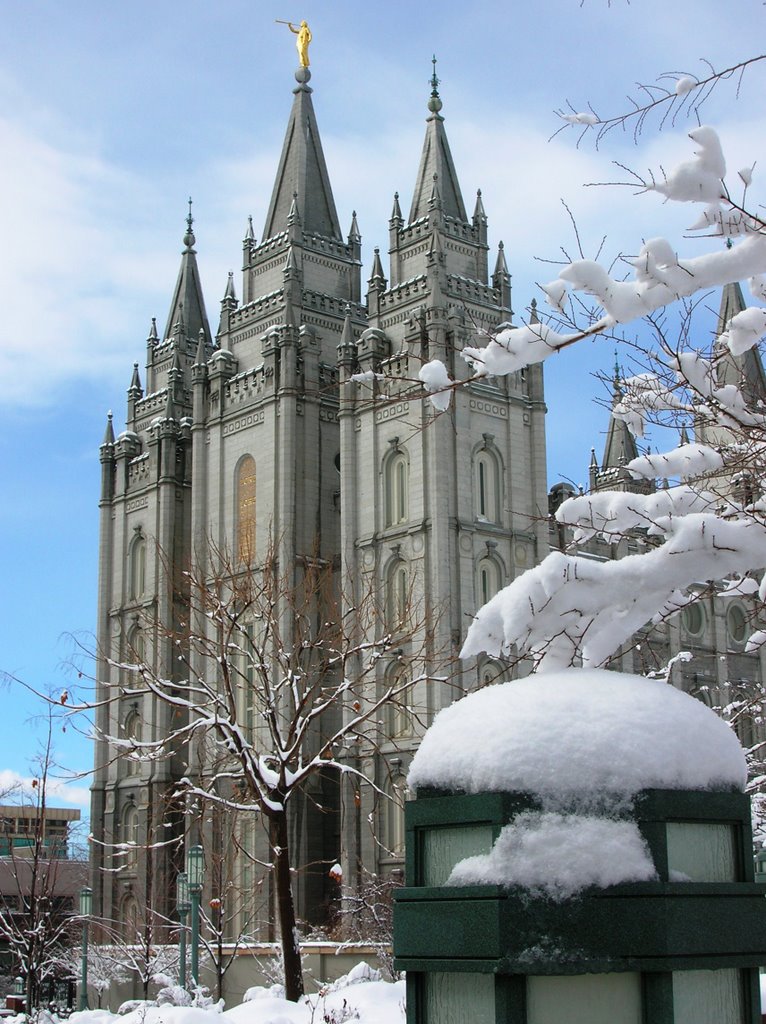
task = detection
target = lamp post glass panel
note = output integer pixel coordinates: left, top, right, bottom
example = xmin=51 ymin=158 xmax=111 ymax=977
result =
xmin=186 ymin=846 xmax=204 ymax=986
xmin=79 ymin=886 xmax=92 ymax=1011
xmin=176 ymin=871 xmax=191 ymax=987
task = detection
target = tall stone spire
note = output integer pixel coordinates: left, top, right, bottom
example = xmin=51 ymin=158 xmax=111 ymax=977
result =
xmin=715 ymin=280 xmax=766 ymax=404
xmin=600 ymin=358 xmax=640 ymax=472
xmin=408 ymin=58 xmax=468 ymax=224
xmin=262 ymin=68 xmax=342 ymax=241
xmin=163 ymin=199 xmax=212 ymax=345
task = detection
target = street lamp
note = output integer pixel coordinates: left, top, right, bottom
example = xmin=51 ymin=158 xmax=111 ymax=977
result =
xmin=186 ymin=846 xmax=204 ymax=987
xmin=79 ymin=886 xmax=92 ymax=1011
xmin=176 ymin=871 xmax=191 ymax=987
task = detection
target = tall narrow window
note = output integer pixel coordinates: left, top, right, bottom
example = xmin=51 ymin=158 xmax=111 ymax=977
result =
xmin=235 ymin=621 xmax=257 ymax=743
xmin=475 ymin=451 xmax=499 ymax=522
xmin=477 ymin=558 xmax=501 ymax=607
xmin=387 ymin=776 xmax=408 ymax=856
xmin=128 ymin=626 xmax=146 ymax=667
xmin=387 ymin=561 xmax=409 ymax=630
xmin=388 ymin=667 xmax=415 ymax=738
xmin=130 ymin=533 xmax=146 ymax=600
xmin=120 ymin=893 xmax=139 ymax=940
xmin=385 ymin=452 xmax=408 ymax=527
xmin=123 ymin=709 xmax=142 ymax=776
xmin=236 ymin=456 xmax=256 ymax=563
xmin=122 ymin=804 xmax=139 ymax=871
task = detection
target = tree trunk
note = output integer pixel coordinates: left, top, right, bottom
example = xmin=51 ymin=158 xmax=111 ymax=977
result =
xmin=272 ymin=810 xmax=304 ymax=1002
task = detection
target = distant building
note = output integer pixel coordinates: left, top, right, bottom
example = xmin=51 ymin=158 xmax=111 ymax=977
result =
xmin=0 ymin=805 xmax=80 ymax=860
xmin=0 ymin=805 xmax=85 ymax=1001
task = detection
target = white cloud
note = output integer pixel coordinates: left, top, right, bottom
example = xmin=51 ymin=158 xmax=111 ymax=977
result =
xmin=0 ymin=768 xmax=90 ymax=811
xmin=0 ymin=112 xmax=180 ymax=408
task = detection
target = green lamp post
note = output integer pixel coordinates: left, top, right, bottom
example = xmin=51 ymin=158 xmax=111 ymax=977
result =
xmin=176 ymin=871 xmax=191 ymax=987
xmin=186 ymin=846 xmax=204 ymax=987
xmin=78 ymin=886 xmax=92 ymax=1011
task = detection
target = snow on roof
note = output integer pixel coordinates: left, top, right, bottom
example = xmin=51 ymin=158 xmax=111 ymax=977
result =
xmin=408 ymin=669 xmax=746 ymax=801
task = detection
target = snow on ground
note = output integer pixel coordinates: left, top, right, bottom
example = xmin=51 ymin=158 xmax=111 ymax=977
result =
xmin=447 ymin=812 xmax=657 ymax=899
xmin=408 ymin=669 xmax=747 ymax=803
xmin=46 ymin=971 xmax=405 ymax=1024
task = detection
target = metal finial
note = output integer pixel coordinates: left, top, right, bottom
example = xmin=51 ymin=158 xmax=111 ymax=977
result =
xmin=428 ymin=55 xmax=443 ymax=114
xmin=184 ymin=198 xmax=196 ymax=251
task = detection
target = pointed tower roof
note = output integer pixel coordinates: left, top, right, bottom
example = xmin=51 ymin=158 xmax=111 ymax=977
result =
xmin=601 ymin=360 xmax=640 ymax=470
xmin=369 ymin=246 xmax=386 ymax=285
xmin=223 ymin=270 xmax=237 ymax=303
xmin=262 ymin=69 xmax=342 ymax=241
xmin=390 ymin=192 xmax=403 ymax=225
xmin=163 ymin=200 xmax=212 ymax=344
xmin=493 ymin=240 xmax=509 ymax=278
xmin=408 ymin=58 xmax=468 ymax=225
xmin=716 ymin=279 xmax=747 ymax=337
xmin=129 ymin=362 xmax=142 ymax=395
xmin=102 ymin=411 xmax=115 ymax=446
xmin=715 ymin=279 xmax=766 ymax=402
xmin=473 ymin=189 xmax=487 ymax=224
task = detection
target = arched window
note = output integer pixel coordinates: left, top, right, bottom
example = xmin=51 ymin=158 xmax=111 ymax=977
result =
xmin=128 ymin=626 xmax=145 ymax=666
xmin=129 ymin=532 xmax=146 ymax=601
xmin=475 ymin=448 xmax=501 ymax=523
xmin=385 ymin=451 xmax=409 ymax=527
xmin=123 ymin=709 xmax=142 ymax=776
xmin=120 ymin=893 xmax=139 ymax=941
xmin=388 ymin=666 xmax=415 ymax=739
xmin=121 ymin=804 xmax=139 ymax=871
xmin=480 ymin=659 xmax=504 ymax=687
xmin=236 ymin=456 xmax=257 ymax=563
xmin=387 ymin=775 xmax=408 ymax=857
xmin=736 ymin=712 xmax=756 ymax=750
xmin=477 ymin=557 xmax=502 ymax=608
xmin=386 ymin=561 xmax=409 ymax=631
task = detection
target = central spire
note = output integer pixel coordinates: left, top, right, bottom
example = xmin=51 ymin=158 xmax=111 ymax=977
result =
xmin=408 ymin=58 xmax=468 ymax=225
xmin=262 ymin=68 xmax=342 ymax=242
xmin=163 ymin=203 xmax=211 ymax=344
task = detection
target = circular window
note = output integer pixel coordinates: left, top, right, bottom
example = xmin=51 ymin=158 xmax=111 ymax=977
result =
xmin=727 ymin=604 xmax=748 ymax=644
xmin=682 ymin=602 xmax=705 ymax=637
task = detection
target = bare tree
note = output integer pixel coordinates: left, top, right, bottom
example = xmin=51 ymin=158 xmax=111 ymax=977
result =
xmin=90 ymin=542 xmax=436 ymax=1002
xmin=0 ymin=721 xmax=85 ymax=1012
xmin=51 ymin=944 xmax=130 ymax=1011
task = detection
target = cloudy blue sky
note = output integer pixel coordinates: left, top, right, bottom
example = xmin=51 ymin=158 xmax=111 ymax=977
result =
xmin=1 ymin=0 xmax=763 ymax=811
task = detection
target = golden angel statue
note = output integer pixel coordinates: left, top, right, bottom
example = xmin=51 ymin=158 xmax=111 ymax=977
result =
xmin=288 ymin=20 xmax=312 ymax=68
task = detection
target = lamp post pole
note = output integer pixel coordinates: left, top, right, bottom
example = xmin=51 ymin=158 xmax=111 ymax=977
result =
xmin=176 ymin=871 xmax=191 ymax=987
xmin=186 ymin=845 xmax=204 ymax=988
xmin=79 ymin=886 xmax=92 ymax=1011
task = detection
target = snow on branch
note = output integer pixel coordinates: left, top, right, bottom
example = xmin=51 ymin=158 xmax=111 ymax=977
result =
xmin=553 ymin=54 xmax=766 ymax=146
xmin=461 ymin=516 xmax=766 ymax=672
